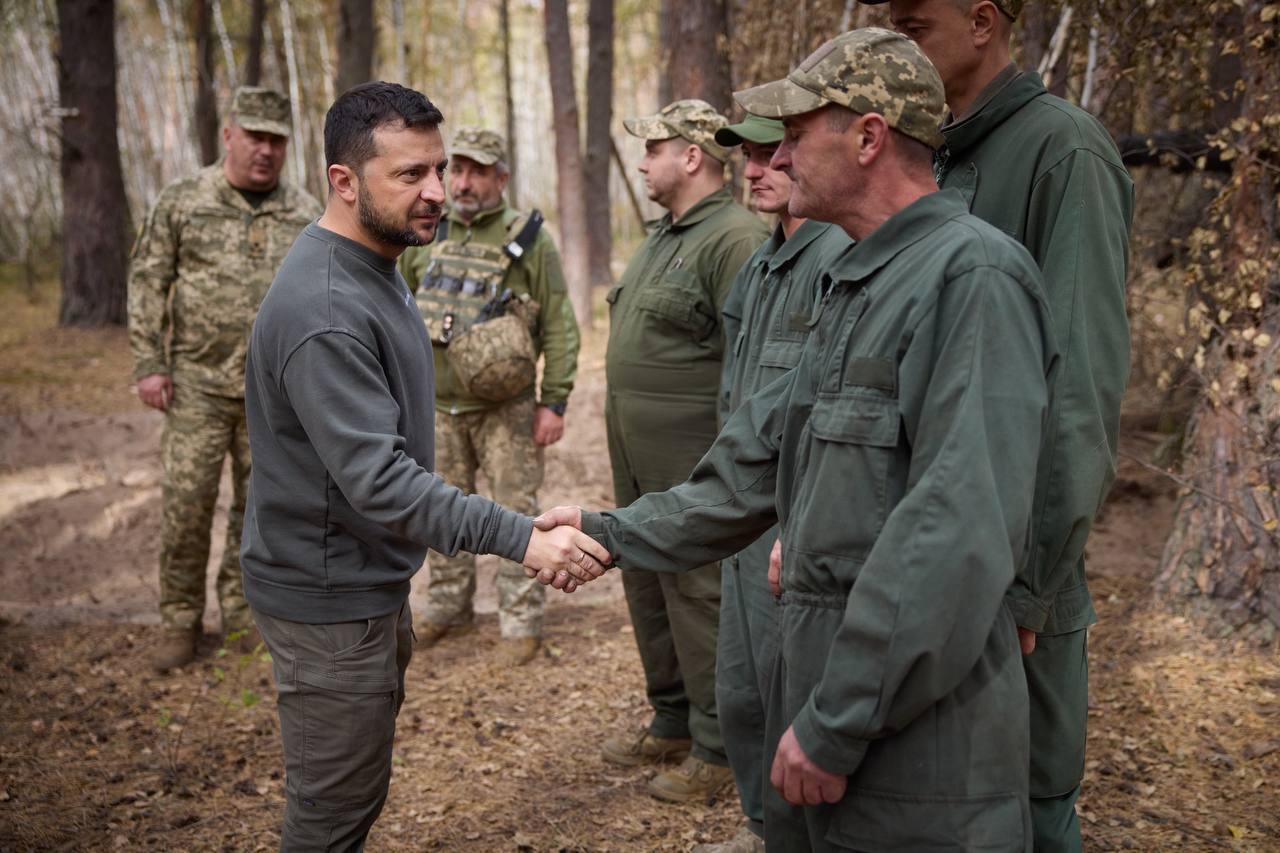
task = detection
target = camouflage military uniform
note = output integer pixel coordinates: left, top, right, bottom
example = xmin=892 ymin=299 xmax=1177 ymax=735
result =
xmin=128 ymin=89 xmax=320 ymax=633
xmin=398 ymin=127 xmax=580 ymax=640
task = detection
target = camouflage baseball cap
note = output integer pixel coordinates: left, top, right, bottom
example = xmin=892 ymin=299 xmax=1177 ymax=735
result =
xmin=859 ymin=0 xmax=1024 ymax=18
xmin=714 ymin=114 xmax=785 ymax=148
xmin=624 ymin=99 xmax=732 ymax=163
xmin=451 ymin=126 xmax=507 ymax=167
xmin=734 ymin=28 xmax=946 ymax=149
xmin=231 ymin=87 xmax=292 ymax=138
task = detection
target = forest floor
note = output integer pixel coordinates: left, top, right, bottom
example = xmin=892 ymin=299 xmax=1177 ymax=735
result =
xmin=1 ymin=273 xmax=1277 ymax=851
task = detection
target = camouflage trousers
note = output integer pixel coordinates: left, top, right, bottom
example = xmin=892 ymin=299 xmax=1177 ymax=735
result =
xmin=419 ymin=397 xmax=545 ymax=638
xmin=159 ymin=386 xmax=251 ymax=632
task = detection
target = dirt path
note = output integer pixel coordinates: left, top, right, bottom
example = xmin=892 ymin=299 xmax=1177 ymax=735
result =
xmin=1 ymin=310 xmax=1277 ymax=850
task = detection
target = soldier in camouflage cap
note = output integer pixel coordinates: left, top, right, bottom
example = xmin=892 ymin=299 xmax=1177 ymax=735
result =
xmin=129 ymin=85 xmax=321 ymax=672
xmin=735 ymin=27 xmax=946 ymax=149
xmin=450 ymin=125 xmax=508 ymax=166
xmin=624 ymin=98 xmax=733 ymax=163
xmin=230 ymin=86 xmax=293 ymax=138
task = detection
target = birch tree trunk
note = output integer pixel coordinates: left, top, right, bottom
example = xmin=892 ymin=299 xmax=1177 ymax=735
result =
xmin=584 ymin=0 xmax=614 ymax=288
xmin=1156 ymin=0 xmax=1280 ymax=644
xmin=55 ymin=0 xmax=130 ymax=327
xmin=336 ymin=0 xmax=374 ymax=95
xmin=543 ymin=0 xmax=593 ymax=328
xmin=191 ymin=0 xmax=219 ymax=166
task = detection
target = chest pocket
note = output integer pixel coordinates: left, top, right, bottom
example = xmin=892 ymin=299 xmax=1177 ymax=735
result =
xmin=634 ymin=267 xmax=715 ymax=340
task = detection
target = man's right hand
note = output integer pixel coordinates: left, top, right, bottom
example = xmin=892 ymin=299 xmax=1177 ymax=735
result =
xmin=768 ymin=538 xmax=783 ymax=598
xmin=521 ymin=522 xmax=610 ymax=592
xmin=137 ymin=373 xmax=173 ymax=411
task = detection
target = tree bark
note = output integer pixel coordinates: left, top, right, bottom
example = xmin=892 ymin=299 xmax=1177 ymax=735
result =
xmin=55 ymin=0 xmax=129 ymax=327
xmin=543 ymin=0 xmax=593 ymax=329
xmin=1157 ymin=0 xmax=1280 ymax=644
xmin=191 ymin=0 xmax=219 ymax=166
xmin=661 ymin=0 xmax=732 ymax=113
xmin=244 ymin=0 xmax=265 ymax=86
xmin=500 ymin=0 xmax=518 ymax=208
xmin=336 ymin=0 xmax=374 ymax=95
xmin=584 ymin=0 xmax=614 ymax=288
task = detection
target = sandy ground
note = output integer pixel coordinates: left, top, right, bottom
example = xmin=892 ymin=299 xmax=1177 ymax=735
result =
xmin=0 ymin=290 xmax=1277 ymax=851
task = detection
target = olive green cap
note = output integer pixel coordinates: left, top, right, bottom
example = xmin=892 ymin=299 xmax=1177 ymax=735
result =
xmin=624 ymin=99 xmax=733 ymax=163
xmin=451 ymin=126 xmax=507 ymax=167
xmin=734 ymin=28 xmax=946 ymax=149
xmin=859 ymin=0 xmax=1024 ymax=18
xmin=714 ymin=114 xmax=785 ymax=148
xmin=231 ymin=87 xmax=292 ymax=138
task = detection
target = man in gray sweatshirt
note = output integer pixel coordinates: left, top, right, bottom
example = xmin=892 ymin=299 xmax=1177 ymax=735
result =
xmin=242 ymin=82 xmax=608 ymax=851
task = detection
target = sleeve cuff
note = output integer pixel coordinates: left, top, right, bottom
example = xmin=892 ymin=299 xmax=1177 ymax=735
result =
xmin=133 ymin=360 xmax=168 ymax=381
xmin=1004 ymin=586 xmax=1051 ymax=632
xmin=790 ymin=697 xmax=870 ymax=777
xmin=486 ymin=506 xmax=536 ymax=564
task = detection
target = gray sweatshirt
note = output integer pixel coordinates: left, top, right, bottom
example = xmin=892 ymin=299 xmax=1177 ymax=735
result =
xmin=241 ymin=223 xmax=534 ymax=623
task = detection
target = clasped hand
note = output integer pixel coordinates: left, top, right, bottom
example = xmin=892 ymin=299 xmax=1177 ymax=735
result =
xmin=520 ymin=505 xmax=610 ymax=593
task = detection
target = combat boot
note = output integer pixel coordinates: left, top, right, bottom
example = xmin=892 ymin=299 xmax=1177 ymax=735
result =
xmin=601 ymin=727 xmax=692 ymax=767
xmin=647 ymin=755 xmax=734 ymax=802
xmin=692 ymin=825 xmax=765 ymax=853
xmin=496 ymin=636 xmax=540 ymax=667
xmin=151 ymin=626 xmax=198 ymax=673
xmin=415 ymin=619 xmax=474 ymax=648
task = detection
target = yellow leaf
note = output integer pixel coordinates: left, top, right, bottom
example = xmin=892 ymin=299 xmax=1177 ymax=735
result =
xmin=1250 ymin=292 xmax=1264 ymax=309
xmin=1229 ymin=825 xmax=1246 ymax=838
xmin=1262 ymin=4 xmax=1278 ymax=22
xmin=1256 ymin=333 xmax=1273 ymax=348
xmin=1264 ymin=519 xmax=1278 ymax=532
xmin=1271 ymin=379 xmax=1280 ymax=393
xmin=1218 ymin=309 xmax=1233 ymax=324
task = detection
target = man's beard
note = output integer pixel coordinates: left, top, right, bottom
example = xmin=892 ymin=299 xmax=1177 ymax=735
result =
xmin=451 ymin=191 xmax=500 ymax=219
xmin=357 ymin=182 xmax=438 ymax=247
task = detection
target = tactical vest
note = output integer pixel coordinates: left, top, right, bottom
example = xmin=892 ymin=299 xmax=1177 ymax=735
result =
xmin=415 ymin=210 xmax=544 ymax=402
xmin=416 ymin=210 xmax=543 ymax=344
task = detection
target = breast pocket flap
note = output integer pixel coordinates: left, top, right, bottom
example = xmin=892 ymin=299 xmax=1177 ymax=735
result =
xmin=810 ymin=392 xmax=899 ymax=447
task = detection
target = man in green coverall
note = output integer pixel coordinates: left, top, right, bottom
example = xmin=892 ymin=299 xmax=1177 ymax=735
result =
xmin=534 ymin=28 xmax=1057 ymax=851
xmin=601 ymin=99 xmax=768 ymax=802
xmin=399 ymin=127 xmax=580 ymax=666
xmin=695 ymin=114 xmax=851 ymax=853
xmin=867 ymin=2 xmax=1136 ymax=847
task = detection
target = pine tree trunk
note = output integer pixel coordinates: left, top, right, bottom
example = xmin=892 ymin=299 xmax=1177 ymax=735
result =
xmin=244 ymin=0 xmax=265 ymax=86
xmin=336 ymin=0 xmax=374 ymax=95
xmin=543 ymin=0 xmax=593 ymax=329
xmin=1156 ymin=0 xmax=1280 ymax=645
xmin=662 ymin=0 xmax=732 ymax=113
xmin=191 ymin=0 xmax=219 ymax=166
xmin=500 ymin=0 xmax=518 ymax=208
xmin=55 ymin=0 xmax=129 ymax=327
xmin=584 ymin=0 xmax=614 ymax=289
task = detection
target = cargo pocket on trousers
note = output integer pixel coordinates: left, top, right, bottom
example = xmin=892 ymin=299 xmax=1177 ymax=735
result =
xmin=825 ymin=789 xmax=1026 ymax=852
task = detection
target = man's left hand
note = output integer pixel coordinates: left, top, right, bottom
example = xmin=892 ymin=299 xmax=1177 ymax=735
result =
xmin=770 ymin=725 xmax=847 ymax=807
xmin=532 ymin=406 xmax=565 ymax=446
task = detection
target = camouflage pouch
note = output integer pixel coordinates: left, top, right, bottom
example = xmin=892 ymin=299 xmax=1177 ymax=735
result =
xmin=446 ymin=295 xmax=540 ymax=402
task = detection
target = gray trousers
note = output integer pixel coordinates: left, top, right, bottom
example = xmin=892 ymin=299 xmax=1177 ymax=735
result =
xmin=253 ymin=603 xmax=413 ymax=852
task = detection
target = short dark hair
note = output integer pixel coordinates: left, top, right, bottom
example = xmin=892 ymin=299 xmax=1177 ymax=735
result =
xmin=323 ymin=81 xmax=445 ymax=172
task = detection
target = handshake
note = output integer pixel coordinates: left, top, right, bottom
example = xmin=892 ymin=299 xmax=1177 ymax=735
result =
xmin=519 ymin=505 xmax=610 ymax=593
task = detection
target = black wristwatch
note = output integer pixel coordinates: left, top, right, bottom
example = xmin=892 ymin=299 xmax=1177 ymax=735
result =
xmin=540 ymin=401 xmax=567 ymax=416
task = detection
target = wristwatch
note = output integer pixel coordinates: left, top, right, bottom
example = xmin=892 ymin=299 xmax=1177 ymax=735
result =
xmin=540 ymin=401 xmax=567 ymax=416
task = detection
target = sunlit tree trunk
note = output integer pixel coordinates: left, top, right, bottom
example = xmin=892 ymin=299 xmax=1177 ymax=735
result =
xmin=55 ymin=0 xmax=129 ymax=327
xmin=543 ymin=0 xmax=592 ymax=328
xmin=1157 ymin=0 xmax=1280 ymax=644
xmin=661 ymin=0 xmax=732 ymax=113
xmin=584 ymin=0 xmax=614 ymax=289
xmin=500 ymin=0 xmax=518 ymax=208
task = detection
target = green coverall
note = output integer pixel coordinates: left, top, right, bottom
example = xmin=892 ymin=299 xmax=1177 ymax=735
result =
xmin=584 ymin=191 xmax=1056 ymax=851
xmin=716 ymin=220 xmax=852 ymax=829
xmin=936 ymin=68 xmax=1134 ymax=852
xmin=605 ymin=186 xmax=768 ymax=764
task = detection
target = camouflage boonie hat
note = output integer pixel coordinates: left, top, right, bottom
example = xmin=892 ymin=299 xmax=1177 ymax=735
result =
xmin=859 ymin=0 xmax=1024 ymax=18
xmin=714 ymin=114 xmax=785 ymax=148
xmin=231 ymin=87 xmax=292 ymax=138
xmin=624 ymin=99 xmax=732 ymax=163
xmin=451 ymin=127 xmax=507 ymax=167
xmin=734 ymin=28 xmax=946 ymax=149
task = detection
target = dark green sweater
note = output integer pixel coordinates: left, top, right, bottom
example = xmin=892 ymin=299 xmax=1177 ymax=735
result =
xmin=241 ymin=224 xmax=534 ymax=623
